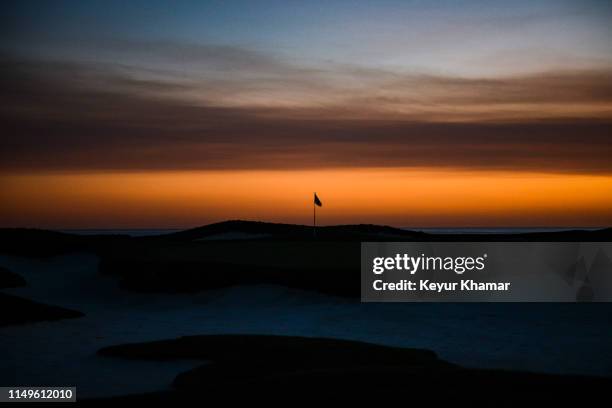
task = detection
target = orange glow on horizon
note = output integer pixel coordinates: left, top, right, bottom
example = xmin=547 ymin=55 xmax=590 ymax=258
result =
xmin=1 ymin=168 xmax=612 ymax=228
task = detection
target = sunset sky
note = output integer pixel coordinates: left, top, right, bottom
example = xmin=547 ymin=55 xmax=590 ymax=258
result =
xmin=1 ymin=0 xmax=612 ymax=228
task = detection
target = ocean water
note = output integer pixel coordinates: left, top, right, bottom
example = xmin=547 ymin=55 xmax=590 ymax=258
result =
xmin=59 ymin=227 xmax=603 ymax=237
xmin=60 ymin=229 xmax=182 ymax=237
xmin=412 ymin=227 xmax=602 ymax=235
xmin=0 ymin=253 xmax=611 ymax=398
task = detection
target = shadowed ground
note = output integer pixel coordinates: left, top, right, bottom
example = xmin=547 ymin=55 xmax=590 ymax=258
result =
xmin=93 ymin=334 xmax=612 ymax=403
xmin=0 ymin=266 xmax=26 ymax=288
xmin=0 ymin=265 xmax=83 ymax=325
xmin=1 ymin=222 xmax=611 ymax=400
xmin=0 ymin=293 xmax=83 ymax=326
xmin=2 ymin=221 xmax=611 ymax=296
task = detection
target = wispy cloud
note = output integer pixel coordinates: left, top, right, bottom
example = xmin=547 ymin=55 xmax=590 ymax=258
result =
xmin=1 ymin=52 xmax=611 ymax=173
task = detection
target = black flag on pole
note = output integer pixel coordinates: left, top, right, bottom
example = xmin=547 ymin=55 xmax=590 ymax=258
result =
xmin=314 ymin=193 xmax=322 ymax=207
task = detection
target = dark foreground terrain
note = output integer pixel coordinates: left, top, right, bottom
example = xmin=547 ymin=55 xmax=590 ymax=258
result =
xmin=0 ymin=266 xmax=83 ymax=326
xmin=89 ymin=334 xmax=611 ymax=404
xmin=2 ymin=220 xmax=611 ymax=297
xmin=0 ymin=266 xmax=26 ymax=289
xmin=1 ymin=221 xmax=611 ymax=402
xmin=0 ymin=293 xmax=83 ymax=326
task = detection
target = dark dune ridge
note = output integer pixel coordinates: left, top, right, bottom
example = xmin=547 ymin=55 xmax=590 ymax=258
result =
xmin=1 ymin=220 xmax=611 ymax=255
xmin=0 ymin=266 xmax=26 ymax=288
xmin=94 ymin=335 xmax=612 ymax=403
xmin=2 ymin=220 xmax=611 ymax=296
xmin=0 ymin=265 xmax=83 ymax=325
xmin=0 ymin=293 xmax=83 ymax=326
xmin=155 ymin=220 xmax=612 ymax=242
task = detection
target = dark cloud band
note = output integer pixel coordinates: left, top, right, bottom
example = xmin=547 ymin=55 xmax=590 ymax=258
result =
xmin=1 ymin=55 xmax=611 ymax=173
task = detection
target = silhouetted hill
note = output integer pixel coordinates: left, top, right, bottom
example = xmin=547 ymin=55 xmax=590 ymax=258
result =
xmin=160 ymin=220 xmax=612 ymax=242
xmin=2 ymin=221 xmax=611 ymax=258
xmin=0 ymin=228 xmax=131 ymax=257
xmin=160 ymin=220 xmax=426 ymax=241
xmin=1 ymin=221 xmax=611 ymax=296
